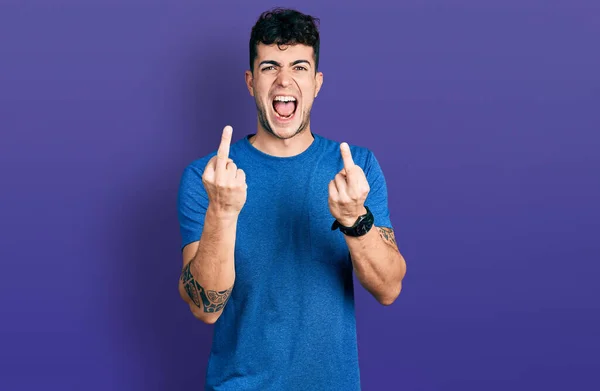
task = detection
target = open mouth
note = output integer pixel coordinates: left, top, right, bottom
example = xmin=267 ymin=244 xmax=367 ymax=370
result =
xmin=272 ymin=95 xmax=297 ymax=120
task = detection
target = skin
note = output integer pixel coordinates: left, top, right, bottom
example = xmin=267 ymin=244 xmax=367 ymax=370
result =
xmin=179 ymin=42 xmax=406 ymax=324
xmin=244 ymin=43 xmax=323 ymax=157
xmin=329 ymin=141 xmax=406 ymax=305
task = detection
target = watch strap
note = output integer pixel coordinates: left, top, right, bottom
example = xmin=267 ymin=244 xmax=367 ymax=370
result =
xmin=331 ymin=206 xmax=374 ymax=237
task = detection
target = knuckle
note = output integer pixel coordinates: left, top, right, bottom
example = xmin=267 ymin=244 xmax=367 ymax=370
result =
xmin=202 ymin=175 xmax=214 ymax=185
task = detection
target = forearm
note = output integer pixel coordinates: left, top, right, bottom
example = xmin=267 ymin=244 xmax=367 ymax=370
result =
xmin=345 ymin=226 xmax=406 ymax=305
xmin=179 ymin=205 xmax=237 ymax=323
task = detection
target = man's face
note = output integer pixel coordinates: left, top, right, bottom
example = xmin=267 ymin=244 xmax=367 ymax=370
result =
xmin=246 ymin=43 xmax=323 ymax=140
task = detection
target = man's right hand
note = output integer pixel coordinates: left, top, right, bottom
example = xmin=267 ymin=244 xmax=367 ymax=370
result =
xmin=202 ymin=125 xmax=247 ymax=218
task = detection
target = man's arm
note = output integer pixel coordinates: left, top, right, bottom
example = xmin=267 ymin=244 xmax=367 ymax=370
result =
xmin=177 ymin=126 xmax=247 ymax=324
xmin=344 ymin=220 xmax=406 ymax=305
xmin=178 ymin=206 xmax=237 ymax=324
xmin=328 ymin=143 xmax=406 ymax=305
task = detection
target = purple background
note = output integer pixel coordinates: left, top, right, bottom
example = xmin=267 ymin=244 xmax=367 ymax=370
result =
xmin=1 ymin=0 xmax=599 ymax=390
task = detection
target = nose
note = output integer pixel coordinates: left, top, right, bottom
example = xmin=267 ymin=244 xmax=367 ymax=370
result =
xmin=275 ymin=69 xmax=293 ymax=87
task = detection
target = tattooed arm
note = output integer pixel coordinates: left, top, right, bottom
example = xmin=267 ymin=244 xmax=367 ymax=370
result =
xmin=344 ymin=225 xmax=406 ymax=306
xmin=178 ymin=205 xmax=237 ymax=324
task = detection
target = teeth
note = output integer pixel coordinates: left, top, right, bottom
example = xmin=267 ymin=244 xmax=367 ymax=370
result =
xmin=274 ymin=96 xmax=296 ymax=102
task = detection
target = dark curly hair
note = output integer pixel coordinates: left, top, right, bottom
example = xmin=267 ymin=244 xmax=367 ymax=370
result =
xmin=249 ymin=8 xmax=320 ymax=72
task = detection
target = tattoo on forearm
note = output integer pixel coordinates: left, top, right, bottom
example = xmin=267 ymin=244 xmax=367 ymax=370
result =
xmin=180 ymin=262 xmax=232 ymax=313
xmin=377 ymin=227 xmax=398 ymax=249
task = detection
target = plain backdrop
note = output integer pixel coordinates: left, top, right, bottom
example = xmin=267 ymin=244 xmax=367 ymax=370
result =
xmin=1 ymin=0 xmax=599 ymax=390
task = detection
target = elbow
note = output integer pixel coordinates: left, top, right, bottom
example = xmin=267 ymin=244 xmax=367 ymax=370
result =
xmin=179 ymin=282 xmax=223 ymax=324
xmin=196 ymin=313 xmax=220 ymax=325
xmin=202 ymin=317 xmax=218 ymax=325
xmin=379 ymin=254 xmax=406 ymax=306
xmin=378 ymin=282 xmax=402 ymax=306
xmin=190 ymin=304 xmax=221 ymax=324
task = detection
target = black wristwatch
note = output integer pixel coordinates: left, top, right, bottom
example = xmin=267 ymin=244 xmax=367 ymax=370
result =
xmin=331 ymin=206 xmax=374 ymax=237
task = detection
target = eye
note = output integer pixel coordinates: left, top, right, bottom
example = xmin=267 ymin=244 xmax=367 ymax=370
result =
xmin=294 ymin=66 xmax=307 ymax=71
xmin=261 ymin=66 xmax=276 ymax=72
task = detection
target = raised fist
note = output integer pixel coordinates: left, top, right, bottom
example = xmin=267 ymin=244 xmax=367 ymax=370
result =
xmin=328 ymin=142 xmax=370 ymax=227
xmin=202 ymin=126 xmax=247 ymax=218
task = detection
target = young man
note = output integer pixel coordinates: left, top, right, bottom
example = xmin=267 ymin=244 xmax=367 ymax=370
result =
xmin=177 ymin=8 xmax=406 ymax=391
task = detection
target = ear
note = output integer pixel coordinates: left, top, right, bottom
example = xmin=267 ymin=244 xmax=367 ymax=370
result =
xmin=315 ymin=71 xmax=324 ymax=98
xmin=245 ymin=70 xmax=254 ymax=96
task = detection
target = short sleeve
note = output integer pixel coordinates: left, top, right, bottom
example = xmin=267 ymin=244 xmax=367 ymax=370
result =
xmin=364 ymin=151 xmax=393 ymax=229
xmin=177 ymin=164 xmax=209 ymax=251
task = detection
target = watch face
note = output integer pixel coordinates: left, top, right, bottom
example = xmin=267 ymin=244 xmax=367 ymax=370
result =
xmin=339 ymin=210 xmax=373 ymax=236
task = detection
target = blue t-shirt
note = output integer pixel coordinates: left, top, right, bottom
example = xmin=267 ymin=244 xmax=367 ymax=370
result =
xmin=177 ymin=132 xmax=393 ymax=390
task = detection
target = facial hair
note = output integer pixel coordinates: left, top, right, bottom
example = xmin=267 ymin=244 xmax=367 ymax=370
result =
xmin=255 ymin=97 xmax=311 ymax=140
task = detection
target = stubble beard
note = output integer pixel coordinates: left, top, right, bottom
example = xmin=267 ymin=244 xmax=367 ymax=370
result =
xmin=255 ymin=98 xmax=311 ymax=140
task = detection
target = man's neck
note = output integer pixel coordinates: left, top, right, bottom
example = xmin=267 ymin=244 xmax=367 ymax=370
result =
xmin=249 ymin=127 xmax=315 ymax=157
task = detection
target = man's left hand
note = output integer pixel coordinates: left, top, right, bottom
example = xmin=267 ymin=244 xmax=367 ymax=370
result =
xmin=328 ymin=142 xmax=371 ymax=227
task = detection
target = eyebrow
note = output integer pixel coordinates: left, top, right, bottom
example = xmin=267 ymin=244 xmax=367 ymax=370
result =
xmin=259 ymin=59 xmax=312 ymax=68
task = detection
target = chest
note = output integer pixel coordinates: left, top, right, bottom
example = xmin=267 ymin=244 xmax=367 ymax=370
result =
xmin=231 ymin=162 xmax=350 ymax=286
